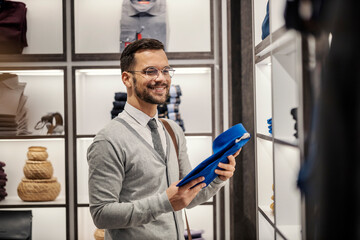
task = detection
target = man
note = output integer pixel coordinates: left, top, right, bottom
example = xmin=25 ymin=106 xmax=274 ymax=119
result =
xmin=87 ymin=38 xmax=240 ymax=240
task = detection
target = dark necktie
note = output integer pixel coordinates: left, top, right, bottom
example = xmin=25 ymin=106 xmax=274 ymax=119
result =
xmin=148 ymin=118 xmax=165 ymax=159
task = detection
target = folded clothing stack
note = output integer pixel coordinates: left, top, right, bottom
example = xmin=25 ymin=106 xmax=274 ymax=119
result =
xmin=165 ymin=85 xmax=185 ymax=131
xmin=111 ymin=92 xmax=127 ymax=119
xmin=290 ymin=107 xmax=298 ymax=138
xmin=0 ymin=161 xmax=8 ymax=201
xmin=184 ymin=229 xmax=204 ymax=240
xmin=0 ymin=73 xmax=29 ymax=136
xmin=267 ymin=117 xmax=272 ymax=135
xmin=0 ymin=1 xmax=28 ymax=54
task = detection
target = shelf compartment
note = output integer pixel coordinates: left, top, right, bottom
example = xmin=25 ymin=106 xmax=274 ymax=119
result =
xmin=0 ymin=139 xmax=66 ymax=204
xmin=274 ymin=143 xmax=302 ymax=240
xmin=0 ymin=0 xmax=65 ymax=61
xmin=4 ymin=207 xmax=67 ymax=240
xmin=72 ymin=0 xmax=213 ymax=60
xmin=272 ymin=38 xmax=300 ymax=143
xmin=258 ymin=210 xmax=275 ymax=240
xmin=256 ymin=138 xmax=274 ymax=211
xmin=255 ymin=57 xmax=272 ymax=136
xmin=182 ymin=205 xmax=214 ymax=240
xmin=0 ymin=69 xmax=66 ymax=136
xmin=74 ymin=67 xmax=213 ymax=135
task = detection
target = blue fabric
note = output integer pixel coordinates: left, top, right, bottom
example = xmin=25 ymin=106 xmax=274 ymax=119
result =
xmin=261 ymin=0 xmax=270 ymax=40
xmin=177 ymin=123 xmax=251 ymax=187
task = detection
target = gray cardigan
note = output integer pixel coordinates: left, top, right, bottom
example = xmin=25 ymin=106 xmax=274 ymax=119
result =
xmin=87 ymin=114 xmax=227 ymax=240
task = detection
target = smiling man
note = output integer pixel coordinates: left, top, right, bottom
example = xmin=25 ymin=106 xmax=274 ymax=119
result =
xmin=87 ymin=38 xmax=240 ymax=240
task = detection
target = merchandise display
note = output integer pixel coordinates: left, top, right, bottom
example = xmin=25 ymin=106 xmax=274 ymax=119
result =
xmin=120 ymin=0 xmax=167 ymax=52
xmin=270 ymin=184 xmax=274 ymax=213
xmin=267 ymin=117 xmax=272 ymax=135
xmin=290 ymin=107 xmax=298 ymax=138
xmin=157 ymin=84 xmax=185 ymax=131
xmin=0 ymin=210 xmax=32 ymax=240
xmin=17 ymin=146 xmax=60 ymax=202
xmin=178 ymin=123 xmax=251 ymax=187
xmin=111 ymin=92 xmax=127 ymax=119
xmin=261 ymin=0 xmax=270 ymax=40
xmin=0 ymin=73 xmax=29 ymax=135
xmin=0 ymin=0 xmax=28 ymax=54
xmin=0 ymin=161 xmax=7 ymax=201
xmin=94 ymin=228 xmax=105 ymax=240
xmin=34 ymin=112 xmax=64 ymax=135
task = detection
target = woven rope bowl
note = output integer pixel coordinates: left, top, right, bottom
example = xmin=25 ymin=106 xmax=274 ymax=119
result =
xmin=94 ymin=228 xmax=104 ymax=240
xmin=27 ymin=146 xmax=48 ymax=161
xmin=23 ymin=160 xmax=53 ymax=179
xmin=17 ymin=177 xmax=61 ymax=202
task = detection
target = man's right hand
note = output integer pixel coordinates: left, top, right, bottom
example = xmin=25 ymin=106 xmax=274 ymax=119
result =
xmin=166 ymin=177 xmax=206 ymax=211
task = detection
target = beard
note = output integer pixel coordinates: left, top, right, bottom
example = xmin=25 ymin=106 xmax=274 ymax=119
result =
xmin=133 ymin=76 xmax=169 ymax=104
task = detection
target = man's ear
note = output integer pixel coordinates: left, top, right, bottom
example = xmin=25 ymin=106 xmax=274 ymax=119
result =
xmin=122 ymin=71 xmax=132 ymax=88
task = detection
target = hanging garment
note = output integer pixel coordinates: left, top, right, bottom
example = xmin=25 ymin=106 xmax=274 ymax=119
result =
xmin=120 ymin=0 xmax=167 ymax=52
xmin=177 ymin=123 xmax=251 ymax=187
xmin=0 ymin=1 xmax=27 ymax=54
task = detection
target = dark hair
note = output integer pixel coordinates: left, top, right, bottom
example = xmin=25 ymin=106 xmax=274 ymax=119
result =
xmin=120 ymin=38 xmax=165 ymax=72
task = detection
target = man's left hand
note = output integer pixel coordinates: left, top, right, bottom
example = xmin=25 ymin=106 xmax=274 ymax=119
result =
xmin=215 ymin=148 xmax=242 ymax=181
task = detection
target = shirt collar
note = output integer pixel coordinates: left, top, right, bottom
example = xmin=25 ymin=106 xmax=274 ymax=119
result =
xmin=124 ymin=102 xmax=159 ymax=127
xmin=128 ymin=0 xmax=161 ymax=16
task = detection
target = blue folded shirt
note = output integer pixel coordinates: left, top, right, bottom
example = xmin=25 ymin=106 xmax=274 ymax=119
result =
xmin=177 ymin=123 xmax=251 ymax=187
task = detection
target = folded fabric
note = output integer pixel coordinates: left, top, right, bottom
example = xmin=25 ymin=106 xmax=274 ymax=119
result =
xmin=157 ymin=103 xmax=167 ymax=113
xmin=167 ymin=103 xmax=179 ymax=113
xmin=184 ymin=229 xmax=204 ymax=239
xmin=114 ymin=92 xmax=127 ymax=101
xmin=168 ymin=112 xmax=181 ymax=121
xmin=177 ymin=123 xmax=251 ymax=187
xmin=169 ymin=85 xmax=182 ymax=97
xmin=168 ymin=96 xmax=181 ymax=104
xmin=112 ymin=100 xmax=126 ymax=110
xmin=0 ymin=161 xmax=5 ymax=167
xmin=0 ymin=179 xmax=6 ymax=187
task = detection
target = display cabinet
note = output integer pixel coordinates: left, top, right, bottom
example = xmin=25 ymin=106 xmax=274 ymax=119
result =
xmin=0 ymin=0 xmax=224 ymax=239
xmin=71 ymin=0 xmax=213 ymax=60
xmin=72 ymin=65 xmax=219 ymax=239
xmin=253 ymin=0 xmax=305 ymax=239
xmin=0 ymin=0 xmax=66 ymax=62
xmin=0 ymin=68 xmax=69 ymax=240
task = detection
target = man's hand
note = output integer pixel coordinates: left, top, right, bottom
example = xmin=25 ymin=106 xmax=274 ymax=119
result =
xmin=215 ymin=148 xmax=242 ymax=181
xmin=166 ymin=176 xmax=206 ymax=211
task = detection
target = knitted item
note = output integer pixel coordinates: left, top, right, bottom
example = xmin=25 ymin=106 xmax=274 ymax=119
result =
xmin=177 ymin=123 xmax=251 ymax=187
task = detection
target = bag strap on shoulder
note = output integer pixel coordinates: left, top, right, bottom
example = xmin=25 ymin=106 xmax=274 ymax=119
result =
xmin=159 ymin=118 xmax=192 ymax=240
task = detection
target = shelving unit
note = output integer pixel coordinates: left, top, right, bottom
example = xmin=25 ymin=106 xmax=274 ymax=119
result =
xmin=0 ymin=68 xmax=69 ymax=240
xmin=252 ymin=0 xmax=305 ymax=239
xmin=0 ymin=0 xmax=226 ymax=239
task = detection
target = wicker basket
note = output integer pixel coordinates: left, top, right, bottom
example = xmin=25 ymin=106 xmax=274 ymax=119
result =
xmin=27 ymin=146 xmax=48 ymax=161
xmin=17 ymin=177 xmax=60 ymax=202
xmin=94 ymin=228 xmax=104 ymax=240
xmin=23 ymin=160 xmax=53 ymax=179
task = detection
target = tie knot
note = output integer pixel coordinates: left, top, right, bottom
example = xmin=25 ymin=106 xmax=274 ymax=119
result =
xmin=148 ymin=118 xmax=158 ymax=130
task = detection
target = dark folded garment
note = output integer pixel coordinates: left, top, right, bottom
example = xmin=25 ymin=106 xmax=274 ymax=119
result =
xmin=167 ymin=96 xmax=181 ymax=104
xmin=184 ymin=229 xmax=204 ymax=239
xmin=0 ymin=161 xmax=5 ymax=167
xmin=112 ymin=100 xmax=126 ymax=110
xmin=177 ymin=123 xmax=251 ymax=187
xmin=114 ymin=92 xmax=127 ymax=101
xmin=0 ymin=172 xmax=7 ymax=179
xmin=0 ymin=179 xmax=6 ymax=187
xmin=157 ymin=103 xmax=168 ymax=113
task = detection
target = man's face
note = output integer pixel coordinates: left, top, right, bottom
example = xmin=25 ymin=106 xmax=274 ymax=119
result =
xmin=131 ymin=49 xmax=171 ymax=105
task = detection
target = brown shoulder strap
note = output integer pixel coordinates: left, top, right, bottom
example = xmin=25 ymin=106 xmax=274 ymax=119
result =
xmin=159 ymin=118 xmax=192 ymax=240
xmin=159 ymin=118 xmax=179 ymax=158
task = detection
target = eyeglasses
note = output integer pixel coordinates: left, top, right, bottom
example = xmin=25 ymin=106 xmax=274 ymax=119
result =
xmin=127 ymin=66 xmax=175 ymax=80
